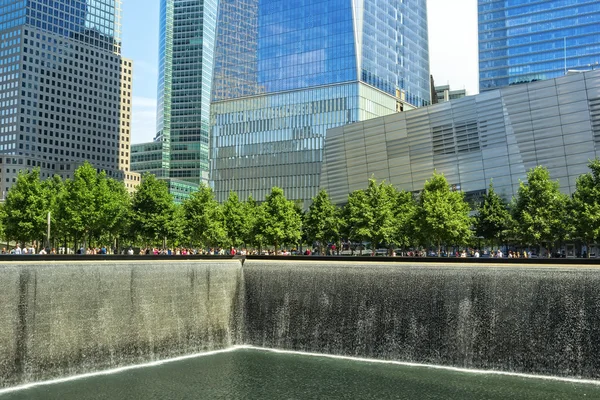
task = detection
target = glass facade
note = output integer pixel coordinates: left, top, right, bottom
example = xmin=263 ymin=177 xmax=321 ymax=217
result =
xmin=23 ymin=0 xmax=121 ymax=54
xmin=479 ymin=0 xmax=600 ymax=91
xmin=0 ymin=1 xmax=133 ymax=193
xmin=149 ymin=0 xmax=218 ymax=185
xmin=211 ymin=0 xmax=430 ymax=204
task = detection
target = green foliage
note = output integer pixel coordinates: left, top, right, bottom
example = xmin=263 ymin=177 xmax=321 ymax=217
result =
xmin=245 ymin=195 xmax=266 ymax=250
xmin=41 ymin=174 xmax=65 ymax=243
xmin=7 ymin=160 xmax=600 ymax=255
xmin=183 ymin=184 xmax=227 ymax=248
xmin=58 ymin=163 xmax=99 ymax=243
xmin=569 ymin=159 xmax=600 ymax=256
xmin=344 ymin=189 xmax=369 ymax=246
xmin=512 ymin=166 xmax=569 ymax=251
xmin=101 ymin=178 xmax=132 ymax=245
xmin=417 ymin=171 xmax=473 ymax=254
xmin=258 ymin=187 xmax=302 ymax=251
xmin=393 ymin=190 xmax=418 ymax=249
xmin=343 ymin=178 xmax=398 ymax=253
xmin=304 ymin=189 xmax=341 ymax=255
xmin=223 ymin=191 xmax=250 ymax=248
xmin=130 ymin=173 xmax=177 ymax=245
xmin=475 ymin=180 xmax=512 ymax=245
xmin=2 ymin=168 xmax=48 ymax=245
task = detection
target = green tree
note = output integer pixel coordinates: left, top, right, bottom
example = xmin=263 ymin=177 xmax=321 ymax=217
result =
xmin=393 ymin=190 xmax=418 ymax=251
xmin=343 ymin=178 xmax=398 ymax=255
xmin=475 ymin=180 xmax=512 ymax=247
xmin=417 ymin=171 xmax=473 ymax=255
xmin=130 ymin=173 xmax=177 ymax=247
xmin=223 ymin=191 xmax=250 ymax=250
xmin=183 ymin=184 xmax=227 ymax=249
xmin=304 ymin=189 xmax=341 ymax=255
xmin=99 ymin=177 xmax=132 ymax=251
xmin=569 ymin=159 xmax=600 ymax=257
xmin=512 ymin=166 xmax=569 ymax=255
xmin=258 ymin=187 xmax=302 ymax=252
xmin=2 ymin=168 xmax=48 ymax=246
xmin=365 ymin=179 xmax=398 ymax=254
xmin=245 ymin=194 xmax=265 ymax=251
xmin=59 ymin=163 xmax=98 ymax=247
xmin=343 ymin=188 xmax=369 ymax=254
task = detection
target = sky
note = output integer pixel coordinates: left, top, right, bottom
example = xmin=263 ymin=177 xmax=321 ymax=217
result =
xmin=122 ymin=0 xmax=479 ymax=144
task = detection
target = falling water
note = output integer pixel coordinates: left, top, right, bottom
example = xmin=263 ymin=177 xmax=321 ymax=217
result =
xmin=243 ymin=260 xmax=600 ymax=379
xmin=0 ymin=260 xmax=244 ymax=388
xmin=3 ymin=258 xmax=600 ymax=390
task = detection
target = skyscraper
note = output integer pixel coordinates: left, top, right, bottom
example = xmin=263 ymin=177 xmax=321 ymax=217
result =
xmin=479 ymin=0 xmax=600 ymax=91
xmin=0 ymin=0 xmax=138 ymax=194
xmin=132 ymin=0 xmax=218 ymax=197
xmin=210 ymin=0 xmax=430 ymax=205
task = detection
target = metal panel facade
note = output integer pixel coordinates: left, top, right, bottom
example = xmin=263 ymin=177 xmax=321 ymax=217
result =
xmin=321 ymin=70 xmax=600 ymax=205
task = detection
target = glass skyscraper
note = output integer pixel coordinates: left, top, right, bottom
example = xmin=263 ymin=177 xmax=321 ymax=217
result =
xmin=479 ymin=0 xmax=600 ymax=91
xmin=133 ymin=0 xmax=218 ymax=189
xmin=0 ymin=0 xmax=138 ymax=195
xmin=210 ymin=0 xmax=430 ymax=205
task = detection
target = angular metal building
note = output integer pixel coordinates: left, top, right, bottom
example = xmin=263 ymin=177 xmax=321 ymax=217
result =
xmin=321 ymin=69 xmax=600 ymax=205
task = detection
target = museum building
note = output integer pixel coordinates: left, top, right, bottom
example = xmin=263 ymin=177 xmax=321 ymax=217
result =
xmin=320 ymin=69 xmax=600 ymax=206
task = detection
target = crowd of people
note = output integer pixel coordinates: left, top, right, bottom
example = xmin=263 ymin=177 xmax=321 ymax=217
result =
xmin=0 ymin=243 xmax=538 ymax=258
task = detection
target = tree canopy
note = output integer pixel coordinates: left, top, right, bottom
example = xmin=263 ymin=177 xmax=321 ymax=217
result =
xmin=257 ymin=187 xmax=302 ymax=252
xmin=304 ymin=189 xmax=341 ymax=255
xmin=512 ymin=166 xmax=568 ymax=252
xmin=130 ymin=173 xmax=177 ymax=246
xmin=183 ymin=184 xmax=227 ymax=248
xmin=475 ymin=180 xmax=512 ymax=245
xmin=2 ymin=168 xmax=48 ymax=245
xmin=417 ymin=171 xmax=473 ymax=255
xmin=570 ymin=159 xmax=600 ymax=257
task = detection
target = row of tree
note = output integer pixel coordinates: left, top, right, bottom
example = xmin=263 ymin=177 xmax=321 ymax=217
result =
xmin=2 ymin=160 xmax=600 ymax=256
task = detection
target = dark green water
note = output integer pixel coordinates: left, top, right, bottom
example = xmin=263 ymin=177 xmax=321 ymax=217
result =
xmin=2 ymin=348 xmax=599 ymax=399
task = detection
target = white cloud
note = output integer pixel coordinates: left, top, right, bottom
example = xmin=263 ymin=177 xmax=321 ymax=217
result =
xmin=131 ymin=96 xmax=157 ymax=144
xmin=427 ymin=0 xmax=479 ymax=95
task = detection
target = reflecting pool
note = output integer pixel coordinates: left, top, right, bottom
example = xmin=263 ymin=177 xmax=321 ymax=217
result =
xmin=2 ymin=348 xmax=599 ymax=399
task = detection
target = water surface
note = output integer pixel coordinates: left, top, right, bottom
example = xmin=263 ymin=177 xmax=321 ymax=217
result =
xmin=2 ymin=348 xmax=599 ymax=399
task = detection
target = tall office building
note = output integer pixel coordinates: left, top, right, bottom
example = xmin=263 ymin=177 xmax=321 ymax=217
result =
xmin=0 ymin=0 xmax=139 ymax=194
xmin=132 ymin=0 xmax=218 ymax=198
xmin=210 ymin=0 xmax=430 ymax=205
xmin=479 ymin=0 xmax=600 ymax=91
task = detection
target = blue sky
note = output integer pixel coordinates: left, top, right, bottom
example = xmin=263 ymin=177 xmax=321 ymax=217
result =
xmin=121 ymin=0 xmax=160 ymax=144
xmin=122 ymin=0 xmax=478 ymax=144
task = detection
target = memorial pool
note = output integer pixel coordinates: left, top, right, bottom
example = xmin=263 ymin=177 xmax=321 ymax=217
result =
xmin=2 ymin=348 xmax=598 ymax=399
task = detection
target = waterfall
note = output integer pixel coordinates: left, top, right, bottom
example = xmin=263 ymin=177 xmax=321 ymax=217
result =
xmin=3 ymin=258 xmax=600 ymax=388
xmin=243 ymin=260 xmax=600 ymax=378
xmin=0 ymin=260 xmax=244 ymax=388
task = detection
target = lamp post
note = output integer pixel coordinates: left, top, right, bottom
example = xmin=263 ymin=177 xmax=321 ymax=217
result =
xmin=47 ymin=211 xmax=51 ymax=250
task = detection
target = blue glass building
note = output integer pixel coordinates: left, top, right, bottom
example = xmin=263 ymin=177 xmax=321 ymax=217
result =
xmin=0 ymin=1 xmax=137 ymax=194
xmin=211 ymin=0 xmax=430 ymax=204
xmin=479 ymin=0 xmax=600 ymax=91
xmin=132 ymin=0 xmax=218 ymax=194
